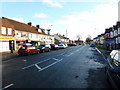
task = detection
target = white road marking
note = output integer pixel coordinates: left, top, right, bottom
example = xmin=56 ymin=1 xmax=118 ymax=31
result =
xmin=66 ymin=53 xmax=74 ymax=57
xmin=35 ymin=64 xmax=42 ymax=70
xmin=22 ymin=58 xmax=51 ymax=70
xmin=53 ymin=58 xmax=59 ymax=61
xmin=23 ymin=59 xmax=27 ymax=62
xmin=2 ymin=83 xmax=14 ymax=89
xmin=39 ymin=59 xmax=63 ymax=72
xmin=95 ymin=47 xmax=107 ymax=60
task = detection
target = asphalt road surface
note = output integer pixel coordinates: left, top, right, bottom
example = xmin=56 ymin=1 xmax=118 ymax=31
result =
xmin=2 ymin=45 xmax=111 ymax=89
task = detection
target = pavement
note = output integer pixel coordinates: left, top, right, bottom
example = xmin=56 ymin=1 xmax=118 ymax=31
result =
xmin=0 ymin=50 xmax=19 ymax=61
xmin=96 ymin=48 xmax=110 ymax=59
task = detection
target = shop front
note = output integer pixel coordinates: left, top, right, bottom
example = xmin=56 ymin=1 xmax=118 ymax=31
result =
xmin=0 ymin=36 xmax=15 ymax=52
xmin=15 ymin=38 xmax=26 ymax=50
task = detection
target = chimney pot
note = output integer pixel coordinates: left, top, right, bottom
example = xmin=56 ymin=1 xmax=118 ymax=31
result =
xmin=36 ymin=25 xmax=40 ymax=28
xmin=28 ymin=22 xmax=32 ymax=26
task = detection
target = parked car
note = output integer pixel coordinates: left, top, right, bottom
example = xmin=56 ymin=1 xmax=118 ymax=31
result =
xmin=105 ymin=50 xmax=120 ymax=89
xmin=67 ymin=43 xmax=77 ymax=46
xmin=64 ymin=44 xmax=68 ymax=48
xmin=90 ymin=43 xmax=95 ymax=47
xmin=58 ymin=44 xmax=66 ymax=49
xmin=18 ymin=46 xmax=40 ymax=56
xmin=50 ymin=44 xmax=59 ymax=50
xmin=37 ymin=44 xmax=51 ymax=53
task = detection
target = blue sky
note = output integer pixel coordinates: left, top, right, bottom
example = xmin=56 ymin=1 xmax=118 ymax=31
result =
xmin=1 ymin=0 xmax=119 ymax=41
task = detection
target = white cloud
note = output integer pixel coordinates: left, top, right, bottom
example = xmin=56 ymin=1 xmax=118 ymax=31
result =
xmin=54 ymin=3 xmax=118 ymax=41
xmin=11 ymin=17 xmax=25 ymax=23
xmin=34 ymin=13 xmax=48 ymax=18
xmin=42 ymin=0 xmax=63 ymax=8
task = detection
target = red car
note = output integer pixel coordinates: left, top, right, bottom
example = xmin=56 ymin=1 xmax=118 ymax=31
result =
xmin=18 ymin=46 xmax=40 ymax=56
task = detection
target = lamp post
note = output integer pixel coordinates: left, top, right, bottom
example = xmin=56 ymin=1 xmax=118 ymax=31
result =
xmin=46 ymin=25 xmax=53 ymax=35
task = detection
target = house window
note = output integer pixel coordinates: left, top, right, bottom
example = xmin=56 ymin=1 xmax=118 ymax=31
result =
xmin=1 ymin=27 xmax=6 ymax=35
xmin=18 ymin=32 xmax=22 ymax=37
xmin=118 ymin=28 xmax=120 ymax=34
xmin=119 ymin=37 xmax=120 ymax=43
xmin=25 ymin=33 xmax=28 ymax=37
xmin=8 ymin=28 xmax=12 ymax=35
xmin=36 ymin=34 xmax=38 ymax=38
xmin=30 ymin=34 xmax=32 ymax=38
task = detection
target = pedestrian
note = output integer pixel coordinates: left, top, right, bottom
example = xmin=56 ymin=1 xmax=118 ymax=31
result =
xmin=10 ymin=43 xmax=14 ymax=53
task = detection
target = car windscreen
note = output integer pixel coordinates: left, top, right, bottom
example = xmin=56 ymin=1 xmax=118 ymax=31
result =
xmin=28 ymin=46 xmax=35 ymax=49
xmin=114 ymin=53 xmax=120 ymax=62
xmin=20 ymin=47 xmax=26 ymax=49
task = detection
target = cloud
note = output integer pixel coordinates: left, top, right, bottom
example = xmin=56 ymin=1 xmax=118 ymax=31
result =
xmin=55 ymin=3 xmax=118 ymax=41
xmin=34 ymin=13 xmax=48 ymax=18
xmin=42 ymin=0 xmax=63 ymax=8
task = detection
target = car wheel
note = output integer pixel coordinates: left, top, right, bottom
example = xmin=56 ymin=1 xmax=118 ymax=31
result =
xmin=42 ymin=50 xmax=45 ymax=53
xmin=28 ymin=52 xmax=31 ymax=56
xmin=48 ymin=49 xmax=50 ymax=52
xmin=37 ymin=51 xmax=39 ymax=54
xmin=19 ymin=54 xmax=22 ymax=56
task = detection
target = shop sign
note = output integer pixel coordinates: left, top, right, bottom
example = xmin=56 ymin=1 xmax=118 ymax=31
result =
xmin=0 ymin=36 xmax=14 ymax=40
xmin=15 ymin=39 xmax=26 ymax=41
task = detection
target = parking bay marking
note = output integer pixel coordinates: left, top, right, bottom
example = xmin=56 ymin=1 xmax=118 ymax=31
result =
xmin=35 ymin=64 xmax=42 ymax=70
xmin=22 ymin=58 xmax=51 ymax=70
xmin=39 ymin=59 xmax=63 ymax=72
xmin=2 ymin=83 xmax=14 ymax=90
xmin=22 ymin=58 xmax=63 ymax=71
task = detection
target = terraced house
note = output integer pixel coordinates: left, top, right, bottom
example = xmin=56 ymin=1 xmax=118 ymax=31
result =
xmin=95 ymin=21 xmax=120 ymax=51
xmin=0 ymin=19 xmax=15 ymax=52
xmin=1 ymin=17 xmax=54 ymax=52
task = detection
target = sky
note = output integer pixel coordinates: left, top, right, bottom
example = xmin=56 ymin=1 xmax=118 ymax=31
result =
xmin=1 ymin=0 xmax=119 ymax=41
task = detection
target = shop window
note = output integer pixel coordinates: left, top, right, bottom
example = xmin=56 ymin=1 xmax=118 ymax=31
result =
xmin=1 ymin=27 xmax=6 ymax=35
xmin=8 ymin=28 xmax=12 ymax=35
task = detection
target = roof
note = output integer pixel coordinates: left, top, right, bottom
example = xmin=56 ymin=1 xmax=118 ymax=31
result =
xmin=54 ymin=34 xmax=68 ymax=39
xmin=1 ymin=17 xmax=53 ymax=36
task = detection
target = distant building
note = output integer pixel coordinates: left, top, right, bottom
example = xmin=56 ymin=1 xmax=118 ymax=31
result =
xmin=54 ymin=34 xmax=69 ymax=44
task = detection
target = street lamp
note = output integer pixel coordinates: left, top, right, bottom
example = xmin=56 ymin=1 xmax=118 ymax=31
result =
xmin=46 ymin=25 xmax=53 ymax=35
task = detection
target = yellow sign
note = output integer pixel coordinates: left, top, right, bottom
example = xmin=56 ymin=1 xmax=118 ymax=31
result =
xmin=0 ymin=37 xmax=14 ymax=40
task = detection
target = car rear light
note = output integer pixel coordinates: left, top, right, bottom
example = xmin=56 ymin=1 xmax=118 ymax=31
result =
xmin=25 ymin=49 xmax=30 ymax=52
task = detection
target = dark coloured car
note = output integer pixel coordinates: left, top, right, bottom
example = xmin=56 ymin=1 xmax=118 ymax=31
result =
xmin=50 ymin=44 xmax=59 ymax=50
xmin=67 ymin=43 xmax=77 ymax=46
xmin=90 ymin=43 xmax=95 ymax=47
xmin=105 ymin=50 xmax=120 ymax=89
xmin=18 ymin=46 xmax=40 ymax=56
xmin=37 ymin=44 xmax=51 ymax=53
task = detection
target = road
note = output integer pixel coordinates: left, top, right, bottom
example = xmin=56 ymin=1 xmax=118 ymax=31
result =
xmin=2 ymin=45 xmax=111 ymax=89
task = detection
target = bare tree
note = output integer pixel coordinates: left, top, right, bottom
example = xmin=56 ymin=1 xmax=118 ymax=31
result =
xmin=85 ymin=35 xmax=92 ymax=44
xmin=76 ymin=34 xmax=82 ymax=41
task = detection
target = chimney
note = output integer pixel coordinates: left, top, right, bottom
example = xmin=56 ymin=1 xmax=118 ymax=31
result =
xmin=113 ymin=25 xmax=117 ymax=30
xmin=28 ymin=22 xmax=32 ymax=26
xmin=109 ymin=27 xmax=112 ymax=31
xmin=117 ymin=21 xmax=120 ymax=28
xmin=47 ymin=29 xmax=51 ymax=34
xmin=36 ymin=25 xmax=40 ymax=28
